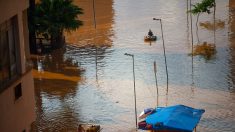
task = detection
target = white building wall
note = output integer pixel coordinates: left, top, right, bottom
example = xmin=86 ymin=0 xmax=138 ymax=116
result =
xmin=0 ymin=72 xmax=35 ymax=132
xmin=0 ymin=0 xmax=36 ymax=131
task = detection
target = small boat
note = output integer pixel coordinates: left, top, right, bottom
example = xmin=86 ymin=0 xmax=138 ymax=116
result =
xmin=144 ymin=35 xmax=157 ymax=41
xmin=138 ymin=108 xmax=155 ymax=120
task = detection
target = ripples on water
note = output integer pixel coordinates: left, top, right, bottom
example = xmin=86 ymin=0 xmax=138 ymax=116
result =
xmin=32 ymin=0 xmax=235 ymax=131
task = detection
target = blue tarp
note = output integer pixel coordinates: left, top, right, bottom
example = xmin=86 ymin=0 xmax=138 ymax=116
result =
xmin=145 ymin=105 xmax=205 ymax=132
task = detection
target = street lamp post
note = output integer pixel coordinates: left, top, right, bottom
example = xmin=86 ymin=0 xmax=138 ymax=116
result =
xmin=153 ymin=18 xmax=169 ymax=94
xmin=124 ymin=53 xmax=137 ymax=129
xmin=92 ymin=0 xmax=98 ymax=81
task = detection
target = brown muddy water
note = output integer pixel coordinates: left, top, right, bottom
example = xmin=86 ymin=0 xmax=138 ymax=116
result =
xmin=32 ymin=0 xmax=235 ymax=131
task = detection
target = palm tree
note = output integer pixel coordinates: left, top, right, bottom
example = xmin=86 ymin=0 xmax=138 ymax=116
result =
xmin=28 ymin=0 xmax=37 ymax=53
xmin=34 ymin=0 xmax=83 ymax=49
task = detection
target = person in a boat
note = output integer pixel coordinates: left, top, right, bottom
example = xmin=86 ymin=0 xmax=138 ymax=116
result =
xmin=148 ymin=29 xmax=153 ymax=37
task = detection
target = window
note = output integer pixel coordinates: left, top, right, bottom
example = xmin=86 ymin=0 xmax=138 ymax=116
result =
xmin=14 ymin=83 xmax=22 ymax=100
xmin=0 ymin=16 xmax=19 ymax=91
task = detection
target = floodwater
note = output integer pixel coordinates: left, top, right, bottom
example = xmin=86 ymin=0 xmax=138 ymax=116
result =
xmin=32 ymin=0 xmax=235 ymax=131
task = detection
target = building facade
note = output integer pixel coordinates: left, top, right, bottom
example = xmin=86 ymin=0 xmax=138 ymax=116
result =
xmin=0 ymin=0 xmax=35 ymax=131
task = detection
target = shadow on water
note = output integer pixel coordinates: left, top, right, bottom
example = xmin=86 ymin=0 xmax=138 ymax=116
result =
xmin=31 ymin=47 xmax=85 ymax=131
xmin=33 ymin=79 xmax=81 ymax=131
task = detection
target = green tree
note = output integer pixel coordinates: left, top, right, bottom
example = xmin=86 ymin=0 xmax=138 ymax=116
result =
xmin=28 ymin=0 xmax=37 ymax=54
xmin=189 ymin=0 xmax=215 ymax=27
xmin=34 ymin=0 xmax=83 ymax=49
xmin=189 ymin=0 xmax=215 ymax=43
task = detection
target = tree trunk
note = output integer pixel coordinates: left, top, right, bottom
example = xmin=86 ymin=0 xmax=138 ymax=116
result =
xmin=51 ymin=32 xmax=65 ymax=49
xmin=213 ymin=1 xmax=216 ymax=44
xmin=196 ymin=13 xmax=200 ymax=44
xmin=28 ymin=0 xmax=37 ymax=54
xmin=190 ymin=0 xmax=195 ymax=87
xmin=189 ymin=0 xmax=193 ymax=46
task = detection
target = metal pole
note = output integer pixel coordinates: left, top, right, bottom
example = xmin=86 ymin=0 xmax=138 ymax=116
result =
xmin=124 ymin=53 xmax=137 ymax=129
xmin=187 ymin=0 xmax=189 ymax=19
xmin=92 ymin=0 xmax=96 ymax=29
xmin=92 ymin=0 xmax=98 ymax=81
xmin=190 ymin=0 xmax=193 ymax=46
xmin=159 ymin=19 xmax=169 ymax=94
xmin=154 ymin=61 xmax=158 ymax=95
xmin=154 ymin=61 xmax=159 ymax=107
xmin=96 ymin=48 xmax=98 ymax=80
xmin=153 ymin=18 xmax=169 ymax=94
xmin=213 ymin=0 xmax=216 ymax=45
xmin=132 ymin=55 xmax=137 ymax=130
xmin=189 ymin=0 xmax=194 ymax=86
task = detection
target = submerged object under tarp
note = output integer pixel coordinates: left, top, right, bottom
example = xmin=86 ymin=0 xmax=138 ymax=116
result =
xmin=145 ymin=105 xmax=205 ymax=132
xmin=78 ymin=123 xmax=101 ymax=132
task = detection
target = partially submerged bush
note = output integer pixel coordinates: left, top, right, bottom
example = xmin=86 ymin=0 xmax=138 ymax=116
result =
xmin=191 ymin=42 xmax=216 ymax=60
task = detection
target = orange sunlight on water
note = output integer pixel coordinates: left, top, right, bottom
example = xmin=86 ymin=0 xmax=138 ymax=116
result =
xmin=32 ymin=69 xmax=82 ymax=82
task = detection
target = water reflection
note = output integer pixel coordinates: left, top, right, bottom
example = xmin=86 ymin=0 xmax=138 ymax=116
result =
xmin=65 ymin=0 xmax=114 ymax=47
xmin=33 ymin=49 xmax=84 ymax=76
xmin=32 ymin=47 xmax=85 ymax=131
xmin=200 ymin=19 xmax=225 ymax=31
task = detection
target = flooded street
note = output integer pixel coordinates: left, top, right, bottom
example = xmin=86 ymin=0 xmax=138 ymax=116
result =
xmin=32 ymin=0 xmax=235 ymax=131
